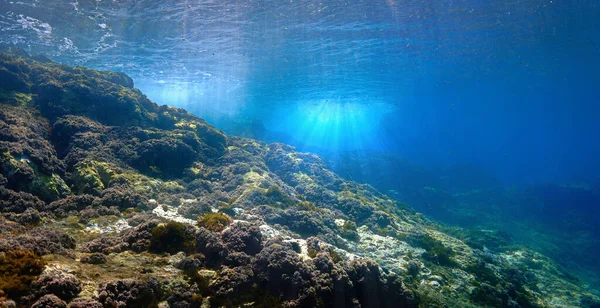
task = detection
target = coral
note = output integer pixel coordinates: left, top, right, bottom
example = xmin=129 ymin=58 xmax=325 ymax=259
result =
xmin=369 ymin=210 xmax=393 ymax=228
xmin=3 ymin=208 xmax=41 ymax=225
xmin=118 ymin=220 xmax=161 ymax=252
xmin=175 ymin=254 xmax=205 ymax=273
xmin=95 ymin=184 xmax=144 ymax=211
xmin=1 ymin=52 xmax=226 ymax=169
xmin=220 ymin=222 xmax=263 ymax=255
xmin=252 ymin=241 xmax=318 ymax=306
xmin=197 ymin=212 xmax=232 ymax=233
xmin=82 ymin=220 xmax=159 ymax=254
xmin=0 ymin=186 xmax=45 ymax=214
xmin=159 ymin=106 xmax=227 ymax=151
xmin=31 ymin=270 xmax=82 ymax=301
xmin=80 ymin=253 xmax=107 ymax=265
xmin=211 ymin=265 xmax=254 ymax=299
xmin=0 ymin=218 xmax=26 ymax=235
xmin=177 ymin=199 xmax=212 ymax=219
xmin=469 ymin=283 xmax=503 ymax=307
xmin=133 ymin=134 xmax=199 ymax=177
xmin=337 ymin=192 xmax=374 ymax=223
xmin=31 ymin=294 xmax=66 ymax=308
xmin=166 ymin=291 xmax=203 ymax=308
xmin=0 ymin=228 xmax=76 ymax=256
xmin=80 ymin=237 xmax=123 ymax=255
xmin=465 ymin=261 xmax=541 ymax=308
xmin=51 ymin=115 xmax=106 ymax=157
xmin=0 ymin=50 xmax=596 ymax=308
xmin=45 ymin=194 xmax=96 ymax=218
xmin=0 ymin=299 xmax=17 ymax=308
xmin=346 ymin=258 xmax=386 ymax=306
xmin=72 ymin=66 xmax=134 ymax=88
xmin=0 ymin=105 xmax=71 ymax=202
xmin=0 ymin=105 xmax=64 ymax=177
xmin=27 ymin=228 xmax=76 ymax=255
xmin=149 ymin=221 xmax=196 ymax=254
xmin=194 ymin=227 xmax=227 ymax=267
xmin=0 ymin=249 xmax=46 ymax=300
xmin=345 ymin=258 xmax=417 ymax=307
xmin=224 ymin=252 xmax=252 ymax=267
xmin=262 ymin=207 xmax=333 ymax=237
xmin=96 ymin=278 xmax=162 ymax=308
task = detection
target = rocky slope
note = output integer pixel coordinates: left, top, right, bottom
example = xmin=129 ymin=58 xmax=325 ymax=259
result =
xmin=324 ymin=150 xmax=600 ymax=291
xmin=0 ymin=49 xmax=598 ymax=308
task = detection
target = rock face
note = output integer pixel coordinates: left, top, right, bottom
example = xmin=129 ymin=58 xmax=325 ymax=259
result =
xmin=0 ymin=49 xmax=598 ymax=308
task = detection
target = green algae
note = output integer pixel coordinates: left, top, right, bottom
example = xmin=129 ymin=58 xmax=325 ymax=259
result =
xmin=30 ymin=173 xmax=71 ymax=202
xmin=329 ymin=248 xmax=343 ymax=263
xmin=339 ymin=220 xmax=359 ymax=241
xmin=197 ymin=212 xmax=232 ymax=232
xmin=415 ymin=234 xmax=458 ymax=267
xmin=264 ymin=185 xmax=296 ymax=208
xmin=72 ymin=161 xmax=115 ymax=194
xmin=0 ymin=91 xmax=32 ymax=107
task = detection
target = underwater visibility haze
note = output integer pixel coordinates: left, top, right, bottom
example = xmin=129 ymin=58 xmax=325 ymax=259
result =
xmin=1 ymin=0 xmax=599 ymax=185
xmin=0 ymin=0 xmax=600 ymax=307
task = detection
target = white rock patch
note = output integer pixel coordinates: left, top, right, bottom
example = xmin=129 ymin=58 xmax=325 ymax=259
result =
xmin=152 ymin=204 xmax=196 ymax=225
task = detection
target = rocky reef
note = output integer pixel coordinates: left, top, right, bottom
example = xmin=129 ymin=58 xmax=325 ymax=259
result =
xmin=0 ymin=49 xmax=598 ymax=307
xmin=325 ymin=150 xmax=600 ymax=293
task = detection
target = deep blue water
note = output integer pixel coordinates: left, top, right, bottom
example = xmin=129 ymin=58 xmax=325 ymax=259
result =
xmin=1 ymin=0 xmax=599 ymax=185
xmin=2 ymin=0 xmax=600 ymax=291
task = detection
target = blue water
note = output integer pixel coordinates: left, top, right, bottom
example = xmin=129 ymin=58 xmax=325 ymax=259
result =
xmin=2 ymin=0 xmax=600 ymax=292
xmin=2 ymin=0 xmax=599 ymax=186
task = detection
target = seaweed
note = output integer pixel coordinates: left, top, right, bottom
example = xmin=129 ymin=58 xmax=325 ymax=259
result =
xmin=340 ymin=220 xmax=359 ymax=241
xmin=149 ymin=221 xmax=196 ymax=254
xmin=469 ymin=283 xmax=502 ymax=307
xmin=328 ymin=248 xmax=343 ymax=263
xmin=0 ymin=249 xmax=47 ymax=300
xmin=465 ymin=262 xmax=499 ymax=285
xmin=197 ymin=212 xmax=232 ymax=232
xmin=466 ymin=262 xmax=541 ymax=308
xmin=264 ymin=185 xmax=296 ymax=208
xmin=414 ymin=234 xmax=458 ymax=267
xmin=217 ymin=200 xmax=237 ymax=217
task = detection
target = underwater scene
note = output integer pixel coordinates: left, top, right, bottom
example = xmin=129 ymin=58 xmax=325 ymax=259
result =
xmin=0 ymin=0 xmax=599 ymax=307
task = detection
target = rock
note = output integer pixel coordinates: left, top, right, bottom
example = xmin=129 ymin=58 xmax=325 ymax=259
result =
xmin=66 ymin=298 xmax=103 ymax=308
xmin=0 ymin=49 xmax=597 ymax=308
xmin=0 ymin=300 xmax=17 ymax=308
xmin=31 ymin=294 xmax=66 ymax=308
xmin=80 ymin=253 xmax=107 ymax=265
xmin=211 ymin=265 xmax=254 ymax=298
xmin=221 ymin=222 xmax=263 ymax=255
xmin=96 ymin=278 xmax=161 ymax=308
xmin=32 ymin=270 xmax=82 ymax=301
